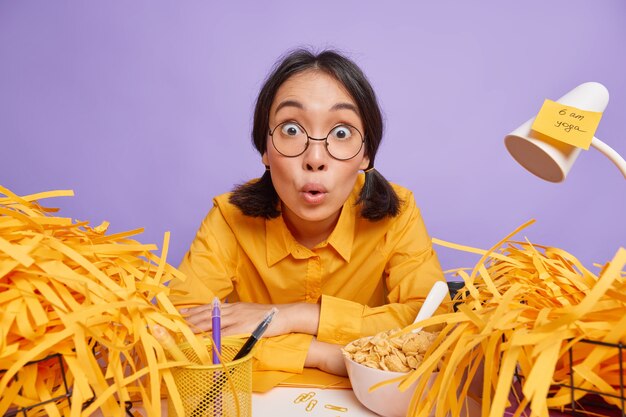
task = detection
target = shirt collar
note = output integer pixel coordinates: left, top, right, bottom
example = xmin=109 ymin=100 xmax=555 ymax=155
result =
xmin=266 ymin=214 xmax=294 ymax=266
xmin=265 ymin=174 xmax=363 ymax=266
xmin=324 ymin=192 xmax=356 ymax=262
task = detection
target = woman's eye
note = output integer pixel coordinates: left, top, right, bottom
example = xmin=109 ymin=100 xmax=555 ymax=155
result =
xmin=330 ymin=125 xmax=353 ymax=140
xmin=280 ymin=123 xmax=303 ymax=136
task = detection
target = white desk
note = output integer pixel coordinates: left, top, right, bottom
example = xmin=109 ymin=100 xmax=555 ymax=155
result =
xmin=252 ymin=387 xmax=378 ymax=416
xmin=103 ymin=388 xmax=379 ymax=416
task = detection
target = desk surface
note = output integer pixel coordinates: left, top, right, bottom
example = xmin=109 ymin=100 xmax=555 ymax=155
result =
xmin=98 ymin=387 xmax=624 ymax=416
xmin=253 ymin=387 xmax=377 ymax=416
xmin=108 ymin=388 xmax=378 ymax=417
xmin=125 ymin=388 xmax=481 ymax=417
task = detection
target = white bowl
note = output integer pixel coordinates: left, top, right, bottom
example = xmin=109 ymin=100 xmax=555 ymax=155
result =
xmin=344 ymin=354 xmax=436 ymax=417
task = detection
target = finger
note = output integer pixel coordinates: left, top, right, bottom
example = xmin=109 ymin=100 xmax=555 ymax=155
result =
xmin=189 ymin=323 xmax=211 ymax=334
xmin=185 ymin=311 xmax=214 ymax=331
xmin=181 ymin=317 xmax=213 ymax=333
xmin=219 ymin=302 xmax=238 ymax=315
xmin=220 ymin=323 xmax=248 ymax=337
xmin=180 ymin=304 xmax=212 ymax=315
xmin=218 ymin=312 xmax=245 ymax=331
xmin=219 ymin=304 xmax=248 ymax=322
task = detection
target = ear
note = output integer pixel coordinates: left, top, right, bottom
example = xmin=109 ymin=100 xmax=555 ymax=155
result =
xmin=262 ymin=151 xmax=269 ymax=167
xmin=358 ymin=154 xmax=370 ymax=171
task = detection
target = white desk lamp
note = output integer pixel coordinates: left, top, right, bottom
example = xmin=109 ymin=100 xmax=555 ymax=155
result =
xmin=504 ymin=82 xmax=626 ymax=182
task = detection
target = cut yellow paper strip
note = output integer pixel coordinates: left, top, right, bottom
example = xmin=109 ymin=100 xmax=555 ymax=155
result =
xmin=383 ymin=221 xmax=626 ymax=417
xmin=0 ymin=185 xmax=211 ymax=416
xmin=0 ymin=236 xmax=35 ymax=267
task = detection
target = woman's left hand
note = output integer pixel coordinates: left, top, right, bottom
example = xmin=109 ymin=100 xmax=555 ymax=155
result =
xmin=305 ymin=339 xmax=348 ymax=376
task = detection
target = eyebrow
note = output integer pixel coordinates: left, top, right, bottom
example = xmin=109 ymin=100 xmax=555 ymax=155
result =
xmin=273 ymin=100 xmax=360 ymax=115
xmin=274 ymin=100 xmax=303 ymax=115
xmin=330 ymin=102 xmax=359 ymax=114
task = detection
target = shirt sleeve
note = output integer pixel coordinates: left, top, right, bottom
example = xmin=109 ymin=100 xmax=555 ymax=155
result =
xmin=317 ymin=194 xmax=447 ymax=345
xmin=168 ymin=201 xmax=238 ymax=307
xmin=252 ymin=334 xmax=313 ymax=373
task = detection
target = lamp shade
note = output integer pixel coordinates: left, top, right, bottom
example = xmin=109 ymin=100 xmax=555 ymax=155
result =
xmin=504 ymin=82 xmax=609 ymax=182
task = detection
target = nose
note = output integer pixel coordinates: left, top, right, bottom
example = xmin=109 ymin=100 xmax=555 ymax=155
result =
xmin=302 ymin=137 xmax=328 ymax=171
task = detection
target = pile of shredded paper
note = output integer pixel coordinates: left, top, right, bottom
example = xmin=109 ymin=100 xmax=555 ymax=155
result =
xmin=386 ymin=220 xmax=626 ymax=417
xmin=0 ymin=186 xmax=209 ymax=417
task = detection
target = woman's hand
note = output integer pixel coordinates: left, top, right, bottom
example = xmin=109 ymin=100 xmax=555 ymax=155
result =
xmin=305 ymin=339 xmax=347 ymax=376
xmin=180 ymin=302 xmax=320 ymax=337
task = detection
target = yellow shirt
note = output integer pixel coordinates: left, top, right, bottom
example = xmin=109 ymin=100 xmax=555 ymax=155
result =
xmin=169 ymin=174 xmax=446 ymax=373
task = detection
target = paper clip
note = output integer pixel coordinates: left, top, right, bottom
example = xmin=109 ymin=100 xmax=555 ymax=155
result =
xmin=325 ymin=404 xmax=348 ymax=412
xmin=293 ymin=392 xmax=316 ymax=404
xmin=305 ymin=399 xmax=318 ymax=412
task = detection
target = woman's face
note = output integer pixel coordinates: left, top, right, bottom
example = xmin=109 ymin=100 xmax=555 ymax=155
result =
xmin=262 ymin=69 xmax=370 ymax=235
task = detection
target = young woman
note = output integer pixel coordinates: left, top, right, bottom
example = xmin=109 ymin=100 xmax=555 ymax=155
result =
xmin=169 ymin=49 xmax=447 ymax=376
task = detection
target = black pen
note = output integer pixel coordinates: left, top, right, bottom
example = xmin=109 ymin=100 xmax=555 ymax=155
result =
xmin=232 ymin=307 xmax=278 ymax=361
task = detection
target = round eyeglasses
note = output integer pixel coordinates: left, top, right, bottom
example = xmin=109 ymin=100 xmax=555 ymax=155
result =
xmin=268 ymin=121 xmax=365 ymax=161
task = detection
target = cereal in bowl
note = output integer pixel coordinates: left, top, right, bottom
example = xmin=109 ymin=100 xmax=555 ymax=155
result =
xmin=342 ymin=329 xmax=438 ymax=372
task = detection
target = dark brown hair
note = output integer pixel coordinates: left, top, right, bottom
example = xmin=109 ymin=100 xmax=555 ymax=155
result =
xmin=229 ymin=48 xmax=400 ymax=220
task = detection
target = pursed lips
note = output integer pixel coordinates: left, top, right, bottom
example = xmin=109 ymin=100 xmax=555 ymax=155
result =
xmin=301 ymin=183 xmax=328 ymax=195
xmin=300 ymin=183 xmax=328 ymax=204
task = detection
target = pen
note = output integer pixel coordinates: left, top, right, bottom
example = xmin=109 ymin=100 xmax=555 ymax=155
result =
xmin=191 ymin=307 xmax=277 ymax=417
xmin=211 ymin=297 xmax=221 ymax=364
xmin=232 ymin=307 xmax=278 ymax=361
xmin=211 ymin=297 xmax=223 ymax=417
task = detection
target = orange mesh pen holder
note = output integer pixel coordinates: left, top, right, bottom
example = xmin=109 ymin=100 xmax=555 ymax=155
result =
xmin=168 ymin=337 xmax=253 ymax=417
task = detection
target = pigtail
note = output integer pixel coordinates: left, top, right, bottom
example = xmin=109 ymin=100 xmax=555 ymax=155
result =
xmin=229 ymin=168 xmax=281 ymax=219
xmin=357 ymin=168 xmax=401 ymax=220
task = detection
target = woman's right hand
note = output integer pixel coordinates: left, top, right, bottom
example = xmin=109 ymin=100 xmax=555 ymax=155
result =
xmin=180 ymin=301 xmax=321 ymax=338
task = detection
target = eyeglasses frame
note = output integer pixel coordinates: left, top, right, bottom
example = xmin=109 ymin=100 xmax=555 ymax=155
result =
xmin=268 ymin=121 xmax=365 ymax=161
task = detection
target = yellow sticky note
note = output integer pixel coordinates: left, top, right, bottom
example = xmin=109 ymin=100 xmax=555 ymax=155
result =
xmin=531 ymin=99 xmax=602 ymax=150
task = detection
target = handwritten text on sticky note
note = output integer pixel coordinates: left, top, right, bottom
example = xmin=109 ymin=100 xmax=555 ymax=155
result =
xmin=531 ymin=99 xmax=602 ymax=150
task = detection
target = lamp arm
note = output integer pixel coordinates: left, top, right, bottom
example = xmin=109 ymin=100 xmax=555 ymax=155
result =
xmin=590 ymin=137 xmax=626 ymax=179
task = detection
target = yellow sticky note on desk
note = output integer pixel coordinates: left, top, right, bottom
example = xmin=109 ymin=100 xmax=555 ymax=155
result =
xmin=531 ymin=99 xmax=602 ymax=150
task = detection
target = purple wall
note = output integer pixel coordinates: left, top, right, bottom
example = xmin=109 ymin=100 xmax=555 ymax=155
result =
xmin=1 ymin=1 xmax=624 ymax=273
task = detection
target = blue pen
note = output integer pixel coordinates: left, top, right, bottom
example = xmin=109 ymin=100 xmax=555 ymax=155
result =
xmin=211 ymin=297 xmax=221 ymax=364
